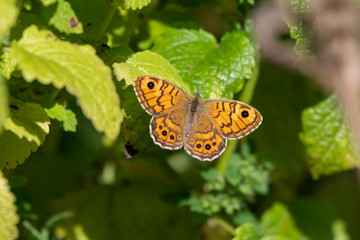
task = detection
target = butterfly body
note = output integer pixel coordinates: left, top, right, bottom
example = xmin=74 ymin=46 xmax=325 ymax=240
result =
xmin=134 ymin=75 xmax=262 ymax=161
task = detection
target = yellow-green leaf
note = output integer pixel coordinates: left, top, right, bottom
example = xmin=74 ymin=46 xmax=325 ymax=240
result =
xmin=113 ymin=50 xmax=190 ymax=93
xmin=0 ymin=76 xmax=8 ymax=133
xmin=49 ymin=0 xmax=83 ymax=34
xmin=0 ymin=0 xmax=19 ymax=40
xmin=11 ymin=25 xmax=123 ymax=139
xmin=0 ymin=170 xmax=19 ymax=240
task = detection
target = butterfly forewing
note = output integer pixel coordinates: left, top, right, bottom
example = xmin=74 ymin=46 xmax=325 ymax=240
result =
xmin=202 ymin=99 xmax=263 ymax=140
xmin=134 ymin=76 xmax=191 ymax=115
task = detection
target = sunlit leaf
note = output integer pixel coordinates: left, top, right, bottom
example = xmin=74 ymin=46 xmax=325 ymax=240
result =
xmin=11 ymin=25 xmax=123 ymax=139
xmin=0 ymin=170 xmax=19 ymax=240
xmin=44 ymin=102 xmax=77 ymax=132
xmin=0 ymin=0 xmax=19 ymax=40
xmin=49 ymin=0 xmax=83 ymax=34
xmin=0 ymin=51 xmax=16 ymax=79
xmin=113 ymin=50 xmax=190 ymax=93
xmin=0 ymin=98 xmax=49 ymax=169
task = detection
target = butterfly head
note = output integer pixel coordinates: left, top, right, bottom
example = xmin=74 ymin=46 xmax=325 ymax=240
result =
xmin=194 ymin=91 xmax=201 ymax=99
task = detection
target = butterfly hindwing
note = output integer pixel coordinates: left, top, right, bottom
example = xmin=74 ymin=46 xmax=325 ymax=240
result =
xmin=150 ymin=108 xmax=187 ymax=150
xmin=184 ymin=111 xmax=227 ymax=161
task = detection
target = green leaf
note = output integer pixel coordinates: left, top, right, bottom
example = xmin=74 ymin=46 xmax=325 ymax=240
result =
xmin=1 ymin=51 xmax=16 ymax=79
xmin=11 ymin=25 xmax=123 ymax=139
xmin=332 ymin=220 xmax=350 ymax=240
xmin=119 ymin=86 xmax=155 ymax=152
xmin=299 ymin=96 xmax=358 ymax=179
xmin=39 ymin=0 xmax=57 ymax=6
xmin=0 ymin=0 xmax=19 ymax=40
xmin=113 ymin=50 xmax=191 ymax=93
xmin=0 ymin=76 xmax=8 ymax=133
xmin=0 ymin=131 xmax=38 ymax=169
xmin=280 ymin=0 xmax=312 ymax=56
xmin=260 ymin=202 xmax=308 ymax=240
xmin=233 ymin=223 xmax=258 ymax=240
xmin=152 ymin=28 xmax=217 ymax=85
xmin=49 ymin=0 xmax=83 ymax=34
xmin=153 ymin=29 xmax=256 ymax=99
xmin=111 ymin=0 xmax=152 ymax=10
xmin=0 ymin=98 xmax=49 ymax=169
xmin=44 ymin=102 xmax=77 ymax=132
xmin=3 ymin=98 xmax=49 ymax=145
xmin=0 ymin=170 xmax=19 ymax=240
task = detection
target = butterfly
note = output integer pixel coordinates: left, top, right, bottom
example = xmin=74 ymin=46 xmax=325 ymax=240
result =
xmin=133 ymin=75 xmax=263 ymax=161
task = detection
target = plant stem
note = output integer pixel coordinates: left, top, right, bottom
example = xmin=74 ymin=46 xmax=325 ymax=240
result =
xmin=216 ymin=61 xmax=260 ymax=175
xmin=95 ymin=5 xmax=117 ymax=42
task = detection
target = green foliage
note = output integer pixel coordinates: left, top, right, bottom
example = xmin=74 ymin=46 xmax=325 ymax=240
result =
xmin=0 ymin=0 xmax=19 ymax=41
xmin=44 ymin=102 xmax=77 ymax=132
xmin=233 ymin=202 xmax=308 ymax=240
xmin=113 ymin=50 xmax=189 ymax=92
xmin=182 ymin=144 xmax=272 ymax=217
xmin=0 ymin=98 xmax=49 ymax=168
xmin=0 ymin=170 xmax=19 ymax=240
xmin=0 ymin=0 xmax=358 ymax=239
xmin=49 ymin=0 xmax=83 ymax=34
xmin=153 ymin=28 xmax=256 ymax=99
xmin=0 ymin=76 xmax=8 ymax=133
xmin=111 ymin=0 xmax=152 ymax=10
xmin=332 ymin=220 xmax=350 ymax=240
xmin=11 ymin=25 xmax=123 ymax=140
xmin=281 ymin=0 xmax=312 ymax=56
xmin=300 ymin=96 xmax=358 ymax=179
xmin=50 ymin=163 xmax=200 ymax=240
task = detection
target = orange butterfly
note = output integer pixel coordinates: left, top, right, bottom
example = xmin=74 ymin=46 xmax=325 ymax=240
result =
xmin=134 ymin=75 xmax=262 ymax=161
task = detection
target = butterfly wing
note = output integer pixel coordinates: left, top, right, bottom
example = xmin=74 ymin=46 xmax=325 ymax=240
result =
xmin=150 ymin=108 xmax=187 ymax=150
xmin=184 ymin=110 xmax=227 ymax=161
xmin=202 ymin=99 xmax=262 ymax=139
xmin=134 ymin=75 xmax=191 ymax=116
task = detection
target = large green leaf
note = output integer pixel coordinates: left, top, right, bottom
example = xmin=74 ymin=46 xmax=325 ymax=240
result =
xmin=0 ymin=98 xmax=49 ymax=169
xmin=11 ymin=25 xmax=122 ymax=139
xmin=152 ymin=28 xmax=217 ymax=85
xmin=49 ymin=0 xmax=83 ymax=34
xmin=0 ymin=170 xmax=19 ymax=240
xmin=153 ymin=29 xmax=256 ymax=99
xmin=299 ymin=96 xmax=358 ymax=179
xmin=0 ymin=0 xmax=19 ymax=40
